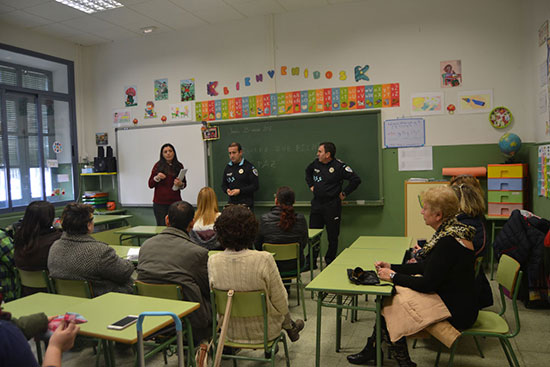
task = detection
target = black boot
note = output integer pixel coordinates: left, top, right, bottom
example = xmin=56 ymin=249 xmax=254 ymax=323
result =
xmin=387 ymin=337 xmax=416 ymax=367
xmin=347 ymin=336 xmax=383 ymax=365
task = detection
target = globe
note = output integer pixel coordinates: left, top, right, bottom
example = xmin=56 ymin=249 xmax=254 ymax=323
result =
xmin=498 ymin=133 xmax=522 ymax=159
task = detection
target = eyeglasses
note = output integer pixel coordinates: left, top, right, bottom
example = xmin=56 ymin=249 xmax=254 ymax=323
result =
xmin=417 ymin=194 xmax=423 ymax=209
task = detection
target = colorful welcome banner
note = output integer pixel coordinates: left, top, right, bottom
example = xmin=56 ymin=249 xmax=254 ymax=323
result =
xmin=196 ymin=83 xmax=399 ymax=121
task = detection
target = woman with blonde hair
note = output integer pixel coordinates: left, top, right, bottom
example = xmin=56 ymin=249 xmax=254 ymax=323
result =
xmin=189 ymin=187 xmax=221 ymax=250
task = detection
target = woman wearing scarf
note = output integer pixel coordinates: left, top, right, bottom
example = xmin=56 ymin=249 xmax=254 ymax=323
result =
xmin=347 ymin=186 xmax=478 ymax=367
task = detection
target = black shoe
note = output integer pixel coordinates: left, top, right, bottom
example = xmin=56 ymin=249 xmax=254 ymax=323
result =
xmin=388 ymin=338 xmax=416 ymax=367
xmin=347 ymin=337 xmax=383 ymax=365
xmin=284 ymin=319 xmax=305 ymax=342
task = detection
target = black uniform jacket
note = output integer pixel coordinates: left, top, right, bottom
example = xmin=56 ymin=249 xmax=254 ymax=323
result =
xmin=221 ymin=158 xmax=259 ymax=207
xmin=305 ymin=158 xmax=361 ymax=203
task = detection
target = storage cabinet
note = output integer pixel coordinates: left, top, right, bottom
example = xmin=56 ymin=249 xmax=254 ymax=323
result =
xmin=487 ymin=164 xmax=528 ymax=216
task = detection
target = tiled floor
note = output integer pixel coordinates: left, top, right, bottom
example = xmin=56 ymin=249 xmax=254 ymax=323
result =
xmin=50 ymin=267 xmax=550 ymax=366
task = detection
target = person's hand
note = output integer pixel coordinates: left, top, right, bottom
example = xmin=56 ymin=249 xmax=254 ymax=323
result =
xmin=232 ymin=189 xmax=240 ymax=196
xmin=49 ymin=320 xmax=79 ymax=352
xmin=412 ymin=244 xmax=421 ymax=252
xmin=174 ymin=178 xmax=183 ymax=187
xmin=374 ymin=261 xmax=390 ymax=270
xmin=339 ymin=192 xmax=346 ymax=200
xmin=48 ymin=315 xmax=57 ymax=322
xmin=226 ymin=188 xmax=232 ymax=195
xmin=156 ymin=173 xmax=166 ymax=180
xmin=310 ymin=186 xmax=314 ymax=192
xmin=377 ymin=268 xmax=395 ymax=282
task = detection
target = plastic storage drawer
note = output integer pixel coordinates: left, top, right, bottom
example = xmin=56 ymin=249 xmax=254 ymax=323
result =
xmin=487 ymin=164 xmax=527 ymax=178
xmin=487 ymin=203 xmax=523 ymax=216
xmin=487 ymin=191 xmax=523 ymax=204
xmin=487 ymin=178 xmax=524 ymax=191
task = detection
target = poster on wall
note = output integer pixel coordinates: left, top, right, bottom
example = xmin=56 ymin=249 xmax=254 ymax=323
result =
xmin=113 ymin=109 xmax=131 ymax=124
xmin=440 ymin=60 xmax=462 ymax=88
xmin=181 ymin=79 xmax=195 ymax=101
xmin=457 ymin=90 xmax=493 ymax=114
xmin=154 ymin=78 xmax=168 ymax=101
xmin=410 ymin=92 xmax=444 ymax=115
xmin=169 ymin=102 xmax=194 ymax=122
xmin=124 ymin=85 xmax=137 ymax=107
xmin=539 ymin=20 xmax=548 ymax=47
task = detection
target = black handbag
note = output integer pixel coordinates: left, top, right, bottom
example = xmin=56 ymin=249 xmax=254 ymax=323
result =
xmin=347 ymin=267 xmax=381 ymax=285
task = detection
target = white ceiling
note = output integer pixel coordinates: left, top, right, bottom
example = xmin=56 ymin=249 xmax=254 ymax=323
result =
xmin=0 ymin=0 xmax=363 ymax=46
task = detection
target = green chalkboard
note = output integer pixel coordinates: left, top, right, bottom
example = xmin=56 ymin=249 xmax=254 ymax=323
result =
xmin=208 ymin=111 xmax=383 ymax=206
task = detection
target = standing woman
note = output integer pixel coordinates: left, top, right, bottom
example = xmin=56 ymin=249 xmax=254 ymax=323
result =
xmin=14 ymin=201 xmax=62 ymax=295
xmin=148 ymin=143 xmax=186 ymax=225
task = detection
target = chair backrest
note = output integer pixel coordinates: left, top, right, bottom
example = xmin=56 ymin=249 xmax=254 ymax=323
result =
xmin=495 ymin=254 xmax=523 ymax=337
xmin=262 ymin=243 xmax=299 ymax=262
xmin=134 ymin=280 xmax=183 ymax=300
xmin=473 ymin=256 xmax=484 ymax=277
xmin=211 ymin=288 xmax=269 ymax=349
xmin=17 ymin=269 xmax=50 ymax=290
xmin=50 ymin=278 xmax=93 ymax=298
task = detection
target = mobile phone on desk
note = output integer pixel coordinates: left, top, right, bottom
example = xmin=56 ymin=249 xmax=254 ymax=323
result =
xmin=107 ymin=315 xmax=138 ymax=330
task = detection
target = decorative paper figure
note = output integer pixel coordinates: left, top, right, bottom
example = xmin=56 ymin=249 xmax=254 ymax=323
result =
xmin=207 ymin=81 xmax=218 ymax=96
xmin=133 ymin=118 xmax=138 ymax=125
xmin=154 ymin=78 xmax=168 ymax=101
xmin=124 ymin=86 xmax=137 ymax=107
xmin=161 ymin=115 xmax=167 ymax=123
xmin=52 ymin=141 xmax=63 ymax=154
xmin=440 ymin=60 xmax=462 ymax=88
xmin=180 ymin=79 xmax=195 ymax=101
xmin=113 ymin=109 xmax=130 ymax=124
xmin=354 ymin=65 xmax=370 ymax=82
xmin=410 ymin=92 xmax=444 ymax=115
xmin=457 ymin=90 xmax=493 ymax=114
xmin=447 ymin=104 xmax=456 ymax=114
xmin=144 ymin=101 xmax=157 ymax=119
xmin=96 ymin=133 xmax=108 ymax=145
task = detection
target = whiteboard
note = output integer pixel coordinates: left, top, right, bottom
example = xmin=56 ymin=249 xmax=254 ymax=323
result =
xmin=383 ymin=118 xmax=425 ymax=148
xmin=116 ymin=124 xmax=207 ymax=206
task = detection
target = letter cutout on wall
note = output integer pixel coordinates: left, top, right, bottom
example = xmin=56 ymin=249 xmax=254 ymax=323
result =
xmin=207 ymin=81 xmax=219 ymax=96
xmin=267 ymin=70 xmax=275 ymax=78
xmin=245 ymin=77 xmax=251 ymax=86
xmin=354 ymin=65 xmax=370 ymax=82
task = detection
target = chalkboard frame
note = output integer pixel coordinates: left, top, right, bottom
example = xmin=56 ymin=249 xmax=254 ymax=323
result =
xmin=206 ymin=110 xmax=384 ymax=207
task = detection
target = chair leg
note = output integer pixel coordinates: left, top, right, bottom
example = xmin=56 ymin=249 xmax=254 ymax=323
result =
xmin=499 ymin=338 xmax=514 ymax=367
xmin=299 ymin=280 xmax=307 ymax=321
xmin=473 ymin=336 xmax=484 ymax=358
xmin=412 ymin=339 xmax=418 ymax=349
xmin=447 ymin=341 xmax=458 ymax=367
xmin=502 ymin=338 xmax=520 ymax=367
xmin=282 ymin=335 xmax=290 ymax=367
xmin=434 ymin=343 xmax=442 ymax=366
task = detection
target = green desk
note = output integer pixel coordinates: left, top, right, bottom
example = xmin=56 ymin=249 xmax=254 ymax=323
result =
xmin=306 ymin=246 xmax=396 ymax=367
xmin=95 ymin=209 xmax=128 ymax=215
xmin=4 ymin=292 xmax=86 ymax=318
xmin=111 ymin=245 xmax=140 ymax=263
xmin=93 ymin=214 xmax=133 ymax=227
xmin=349 ymin=236 xmax=412 ymax=250
xmin=484 ymin=214 xmax=509 ymax=280
xmin=114 ymin=226 xmax=166 ymax=245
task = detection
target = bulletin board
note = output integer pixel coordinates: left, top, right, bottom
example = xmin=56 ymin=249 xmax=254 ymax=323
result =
xmin=405 ymin=181 xmax=449 ymax=243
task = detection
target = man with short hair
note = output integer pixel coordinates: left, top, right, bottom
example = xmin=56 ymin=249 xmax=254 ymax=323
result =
xmin=306 ymin=142 xmax=361 ymax=265
xmin=137 ymin=201 xmax=211 ymax=341
xmin=221 ymin=142 xmax=259 ymax=209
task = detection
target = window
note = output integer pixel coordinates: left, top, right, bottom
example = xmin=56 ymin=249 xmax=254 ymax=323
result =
xmin=0 ymin=43 xmax=77 ymax=211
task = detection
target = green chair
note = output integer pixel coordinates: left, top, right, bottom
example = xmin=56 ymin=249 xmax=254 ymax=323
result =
xmin=263 ymin=243 xmax=307 ymax=321
xmin=17 ymin=268 xmax=51 ymax=294
xmin=211 ymin=288 xmax=290 ymax=367
xmin=49 ymin=278 xmax=94 ymax=298
xmin=17 ymin=269 xmax=52 ymax=365
xmin=435 ymin=254 xmax=523 ymax=367
xmin=134 ymin=281 xmax=194 ymax=367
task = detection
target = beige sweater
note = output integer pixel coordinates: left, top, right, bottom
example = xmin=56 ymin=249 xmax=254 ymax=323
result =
xmin=208 ymin=249 xmax=289 ymax=343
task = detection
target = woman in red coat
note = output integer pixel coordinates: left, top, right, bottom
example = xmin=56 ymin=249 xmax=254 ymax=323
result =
xmin=148 ymin=143 xmax=186 ymax=225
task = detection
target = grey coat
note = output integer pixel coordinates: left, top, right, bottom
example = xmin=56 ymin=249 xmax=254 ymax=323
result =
xmin=137 ymin=227 xmax=211 ymax=337
xmin=47 ymin=233 xmax=134 ymax=296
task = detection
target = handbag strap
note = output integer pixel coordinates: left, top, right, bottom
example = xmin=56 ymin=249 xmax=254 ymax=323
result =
xmin=213 ymin=290 xmax=234 ymax=367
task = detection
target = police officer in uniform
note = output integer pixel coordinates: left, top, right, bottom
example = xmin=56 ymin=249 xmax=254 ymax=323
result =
xmin=306 ymin=142 xmax=361 ymax=265
xmin=222 ymin=142 xmax=259 ymax=210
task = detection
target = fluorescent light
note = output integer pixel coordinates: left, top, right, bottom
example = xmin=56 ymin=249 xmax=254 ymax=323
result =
xmin=55 ymin=0 xmax=124 ymax=14
xmin=141 ymin=26 xmax=157 ymax=34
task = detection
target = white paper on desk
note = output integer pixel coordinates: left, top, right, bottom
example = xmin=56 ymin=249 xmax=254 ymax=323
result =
xmin=172 ymin=168 xmax=188 ymax=191
xmin=398 ymin=146 xmax=433 ymax=171
xmin=126 ymin=247 xmax=140 ymax=260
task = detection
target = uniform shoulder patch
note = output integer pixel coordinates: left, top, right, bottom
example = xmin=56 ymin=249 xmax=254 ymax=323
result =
xmin=345 ymin=166 xmax=353 ymax=173
xmin=253 ymin=168 xmax=259 ymax=176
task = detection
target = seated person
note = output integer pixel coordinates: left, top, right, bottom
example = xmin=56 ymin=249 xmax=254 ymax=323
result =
xmin=14 ymin=200 xmax=62 ymax=296
xmin=0 ymin=298 xmax=79 ymax=367
xmin=254 ymin=186 xmax=308 ymax=273
xmin=189 ymin=187 xmax=222 ymax=250
xmin=137 ymin=201 xmax=211 ymax=342
xmin=348 ymin=186 xmax=478 ymax=366
xmin=208 ymin=205 xmax=304 ymax=344
xmin=48 ymin=203 xmax=134 ymax=296
xmin=450 ymin=175 xmax=493 ymax=309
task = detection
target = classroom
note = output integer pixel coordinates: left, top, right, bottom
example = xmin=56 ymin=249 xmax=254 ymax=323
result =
xmin=1 ymin=0 xmax=550 ymax=366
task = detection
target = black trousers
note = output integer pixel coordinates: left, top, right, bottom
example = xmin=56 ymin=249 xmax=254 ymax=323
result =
xmin=309 ymin=197 xmax=342 ymax=264
xmin=153 ymin=203 xmax=170 ymax=226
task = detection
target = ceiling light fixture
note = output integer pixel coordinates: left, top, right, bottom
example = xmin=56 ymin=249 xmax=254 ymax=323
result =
xmin=141 ymin=26 xmax=157 ymax=34
xmin=55 ymin=0 xmax=124 ymax=14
